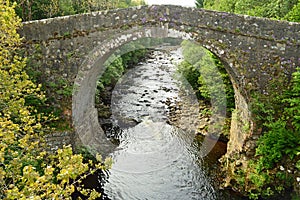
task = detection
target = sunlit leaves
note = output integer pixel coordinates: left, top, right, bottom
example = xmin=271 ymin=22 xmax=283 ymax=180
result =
xmin=0 ymin=1 xmax=110 ymax=199
xmin=284 ymin=0 xmax=300 ymax=22
xmin=203 ymin=0 xmax=300 ymax=22
xmin=11 ymin=0 xmax=146 ymax=21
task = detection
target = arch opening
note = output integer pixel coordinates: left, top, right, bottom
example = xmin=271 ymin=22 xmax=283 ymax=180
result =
xmin=72 ymin=26 xmax=246 ymax=157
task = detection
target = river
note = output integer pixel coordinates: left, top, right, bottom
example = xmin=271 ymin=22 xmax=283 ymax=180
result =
xmin=97 ymin=46 xmax=247 ymax=200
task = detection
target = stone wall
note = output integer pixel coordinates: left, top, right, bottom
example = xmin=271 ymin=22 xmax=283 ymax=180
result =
xmin=19 ymin=5 xmax=300 ymax=156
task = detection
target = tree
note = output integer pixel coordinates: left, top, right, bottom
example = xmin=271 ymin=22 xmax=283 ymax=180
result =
xmin=0 ymin=1 xmax=111 ymax=198
xmin=202 ymin=0 xmax=300 ymax=198
xmin=12 ymin=0 xmax=146 ymax=21
xmin=284 ymin=0 xmax=300 ymax=22
xmin=203 ymin=0 xmax=299 ymax=21
xmin=9 ymin=0 xmax=53 ymax=21
xmin=203 ymin=0 xmax=237 ymax=13
xmin=195 ymin=0 xmax=204 ymax=8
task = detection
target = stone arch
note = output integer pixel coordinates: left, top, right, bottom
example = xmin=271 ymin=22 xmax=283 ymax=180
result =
xmin=72 ymin=26 xmax=247 ymax=156
xmin=19 ymin=5 xmax=299 ymax=156
xmin=198 ymin=45 xmax=252 ymax=155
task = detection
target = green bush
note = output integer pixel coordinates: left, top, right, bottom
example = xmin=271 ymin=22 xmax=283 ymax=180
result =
xmin=177 ymin=40 xmax=235 ymax=113
xmin=256 ymin=68 xmax=300 ymax=170
xmin=244 ymin=68 xmax=300 ymax=199
xmin=96 ymin=49 xmax=148 ymax=92
xmin=256 ymin=120 xmax=300 ymax=170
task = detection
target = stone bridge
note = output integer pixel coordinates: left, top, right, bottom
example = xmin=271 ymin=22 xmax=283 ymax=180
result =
xmin=19 ymin=5 xmax=300 ymax=156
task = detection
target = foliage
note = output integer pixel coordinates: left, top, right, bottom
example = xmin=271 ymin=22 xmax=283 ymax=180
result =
xmin=195 ymin=0 xmax=204 ymax=8
xmin=178 ymin=40 xmax=214 ymax=100
xmin=9 ymin=0 xmax=50 ymax=21
xmin=202 ymin=0 xmax=300 ymax=197
xmin=284 ymin=0 xmax=300 ymax=22
xmin=11 ymin=0 xmax=146 ymax=21
xmin=203 ymin=0 xmax=237 ymax=13
xmin=96 ymin=48 xmax=148 ymax=94
xmin=0 ymin=1 xmax=112 ymax=198
xmin=203 ymin=0 xmax=300 ymax=22
xmin=255 ymin=68 xmax=300 ymax=170
xmin=176 ymin=41 xmax=235 ymax=137
xmin=178 ymin=40 xmax=235 ymax=113
xmin=256 ymin=121 xmax=300 ymax=170
xmin=284 ymin=68 xmax=300 ymax=131
xmin=177 ymin=60 xmax=201 ymax=97
xmin=230 ymin=68 xmax=300 ymax=199
xmin=48 ymin=78 xmax=73 ymax=97
xmin=95 ymin=38 xmax=167 ymax=94
xmin=97 ymin=55 xmax=124 ymax=92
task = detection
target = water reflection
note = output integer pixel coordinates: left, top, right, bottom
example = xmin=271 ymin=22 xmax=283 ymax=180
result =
xmin=104 ymin=121 xmax=217 ymax=200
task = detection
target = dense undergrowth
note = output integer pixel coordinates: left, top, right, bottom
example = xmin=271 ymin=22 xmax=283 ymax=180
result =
xmin=177 ymin=40 xmax=235 ymax=138
xmin=246 ymin=68 xmax=300 ymax=199
xmin=225 ymin=69 xmax=300 ymax=200
xmin=0 ymin=1 xmax=113 ymax=199
xmin=198 ymin=0 xmax=300 ymax=22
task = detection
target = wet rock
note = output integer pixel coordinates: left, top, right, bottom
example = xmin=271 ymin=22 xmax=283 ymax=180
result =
xmin=203 ymin=118 xmax=209 ymax=122
xmin=175 ymin=110 xmax=181 ymax=114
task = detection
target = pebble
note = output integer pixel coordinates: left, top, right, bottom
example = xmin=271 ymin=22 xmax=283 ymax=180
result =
xmin=199 ymin=124 xmax=206 ymax=129
xmin=203 ymin=118 xmax=209 ymax=122
xmin=175 ymin=110 xmax=181 ymax=114
xmin=235 ymin=160 xmax=242 ymax=167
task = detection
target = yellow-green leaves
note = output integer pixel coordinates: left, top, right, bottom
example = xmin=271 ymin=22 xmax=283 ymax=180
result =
xmin=0 ymin=1 xmax=111 ymax=199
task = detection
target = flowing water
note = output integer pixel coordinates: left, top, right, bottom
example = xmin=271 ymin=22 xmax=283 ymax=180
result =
xmin=99 ymin=47 xmax=247 ymax=200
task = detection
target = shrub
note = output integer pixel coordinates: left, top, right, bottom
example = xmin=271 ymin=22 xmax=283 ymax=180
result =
xmin=0 ymin=1 xmax=111 ymax=198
